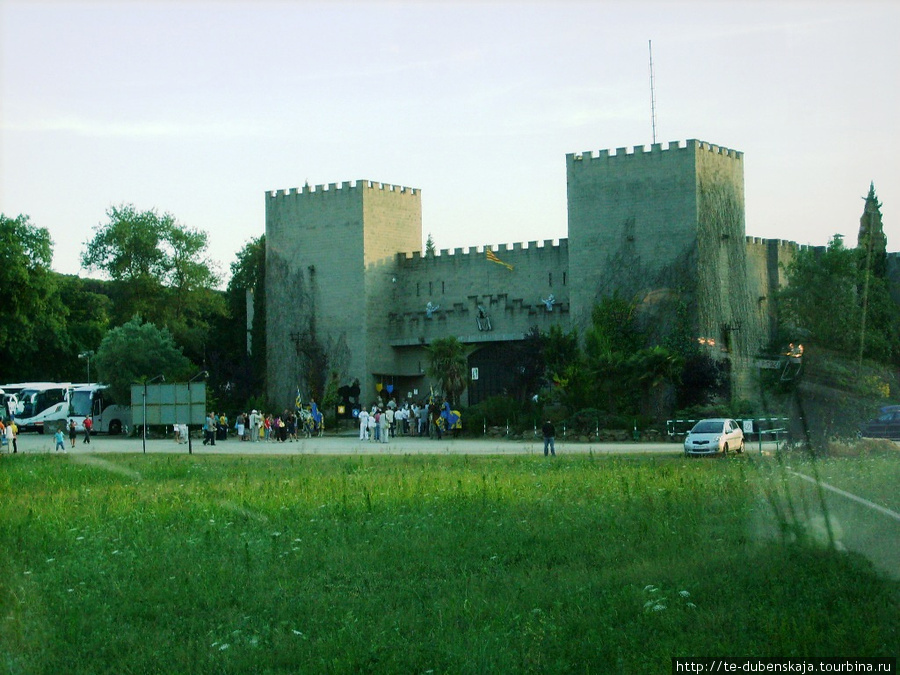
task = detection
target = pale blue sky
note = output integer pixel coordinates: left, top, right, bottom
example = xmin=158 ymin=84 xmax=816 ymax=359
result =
xmin=2 ymin=0 xmax=898 ymax=281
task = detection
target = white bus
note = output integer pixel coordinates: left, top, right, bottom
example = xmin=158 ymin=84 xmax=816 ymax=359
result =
xmin=68 ymin=384 xmax=132 ymax=435
xmin=9 ymin=382 xmax=72 ymax=433
xmin=0 ymin=388 xmax=18 ymax=421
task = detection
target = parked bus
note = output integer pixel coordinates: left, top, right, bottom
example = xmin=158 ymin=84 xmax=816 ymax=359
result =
xmin=0 ymin=388 xmax=18 ymax=421
xmin=9 ymin=382 xmax=72 ymax=433
xmin=68 ymin=384 xmax=132 ymax=435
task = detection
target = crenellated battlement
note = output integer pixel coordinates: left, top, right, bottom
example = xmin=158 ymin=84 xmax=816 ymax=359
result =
xmin=745 ymin=236 xmax=803 ymax=250
xmin=398 ymin=239 xmax=568 ymax=262
xmin=267 ymin=179 xmax=419 ymax=200
xmin=567 ymin=139 xmax=743 ymax=164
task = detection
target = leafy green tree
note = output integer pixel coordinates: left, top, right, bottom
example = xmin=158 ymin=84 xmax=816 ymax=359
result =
xmin=208 ymin=235 xmax=266 ymax=412
xmin=93 ymin=316 xmax=192 ymax=403
xmin=81 ymin=204 xmax=224 ymax=364
xmin=854 ymin=183 xmax=899 ymax=365
xmin=426 ymin=336 xmax=469 ymax=405
xmin=0 ymin=214 xmax=70 ymax=382
xmin=584 ymin=294 xmax=641 ymax=359
xmin=425 ymin=233 xmax=436 ymax=257
xmin=81 ymin=204 xmax=169 ymax=320
xmin=542 ymin=324 xmax=580 ymax=383
xmin=779 ymin=235 xmax=862 ymax=356
xmin=54 ymin=275 xmax=113 ymax=381
xmin=227 ymin=235 xmax=266 ymax=372
xmin=540 ymin=324 xmax=589 ymax=411
xmin=857 ymin=182 xmax=888 ymax=279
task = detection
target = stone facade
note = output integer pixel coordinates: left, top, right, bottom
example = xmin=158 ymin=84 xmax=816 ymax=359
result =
xmin=266 ymin=181 xmax=421 ymax=408
xmin=264 ymin=139 xmax=869 ymax=409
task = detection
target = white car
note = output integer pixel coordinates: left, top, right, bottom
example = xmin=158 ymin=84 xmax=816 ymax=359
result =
xmin=683 ymin=418 xmax=744 ymax=456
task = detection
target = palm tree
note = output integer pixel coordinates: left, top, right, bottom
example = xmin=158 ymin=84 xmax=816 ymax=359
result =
xmin=425 ymin=336 xmax=469 ymax=405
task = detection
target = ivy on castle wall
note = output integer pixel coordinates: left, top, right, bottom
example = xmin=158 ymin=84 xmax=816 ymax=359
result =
xmin=266 ymin=252 xmax=351 ymax=409
xmin=696 ymin=178 xmax=763 ymax=370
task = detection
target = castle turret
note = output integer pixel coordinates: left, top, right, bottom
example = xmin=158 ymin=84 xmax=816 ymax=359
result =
xmin=266 ymin=181 xmax=422 ymax=406
xmin=566 ymin=140 xmax=760 ymax=399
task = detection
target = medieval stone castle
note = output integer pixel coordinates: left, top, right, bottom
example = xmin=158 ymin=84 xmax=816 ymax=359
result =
xmin=265 ymin=138 xmax=895 ymax=409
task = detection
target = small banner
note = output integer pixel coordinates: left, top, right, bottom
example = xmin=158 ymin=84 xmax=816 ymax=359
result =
xmin=485 ymin=249 xmax=514 ymax=271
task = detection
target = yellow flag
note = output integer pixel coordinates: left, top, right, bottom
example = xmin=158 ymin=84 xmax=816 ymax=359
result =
xmin=485 ymin=249 xmax=513 ymax=271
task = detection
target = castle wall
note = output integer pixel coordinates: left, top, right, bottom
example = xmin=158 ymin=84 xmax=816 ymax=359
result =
xmin=264 ymin=138 xmax=888 ymax=412
xmin=888 ymin=252 xmax=900 ymax=305
xmin=693 ymin=143 xmax=756 ymax=398
xmin=391 ymin=241 xmax=570 ymax=340
xmin=566 ymin=139 xmax=763 ymax=400
xmin=265 ymin=181 xmax=421 ymax=406
xmin=566 ymin=140 xmax=703 ymax=330
xmin=361 ymin=183 xmax=423 ymax=381
xmin=744 ymin=237 xmax=808 ymax=349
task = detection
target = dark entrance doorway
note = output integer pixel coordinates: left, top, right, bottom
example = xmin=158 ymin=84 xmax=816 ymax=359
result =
xmin=467 ymin=342 xmax=525 ymax=406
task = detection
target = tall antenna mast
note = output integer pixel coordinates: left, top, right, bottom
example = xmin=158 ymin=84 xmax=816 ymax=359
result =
xmin=649 ymin=40 xmax=657 ymax=145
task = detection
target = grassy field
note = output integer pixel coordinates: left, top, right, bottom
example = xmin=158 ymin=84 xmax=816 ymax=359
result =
xmin=1 ymin=451 xmax=898 ymax=674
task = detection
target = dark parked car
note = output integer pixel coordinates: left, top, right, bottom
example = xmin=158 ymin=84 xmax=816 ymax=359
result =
xmin=860 ymin=406 xmax=900 ymax=440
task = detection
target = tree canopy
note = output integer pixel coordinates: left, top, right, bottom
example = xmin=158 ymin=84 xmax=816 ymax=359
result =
xmin=93 ymin=316 xmax=192 ymax=403
xmin=426 ymin=336 xmax=469 ymax=405
xmin=0 ymin=214 xmax=70 ymax=381
xmin=779 ymin=233 xmax=899 ymax=364
xmin=81 ymin=204 xmax=224 ymax=364
xmin=206 ymin=235 xmax=267 ymax=412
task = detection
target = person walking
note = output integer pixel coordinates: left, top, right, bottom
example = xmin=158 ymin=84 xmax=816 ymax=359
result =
xmin=6 ymin=420 xmax=17 ymax=453
xmin=542 ymin=420 xmax=556 ymax=457
xmin=82 ymin=415 xmax=93 ymax=444
xmin=203 ymin=412 xmax=216 ymax=446
xmin=358 ymin=409 xmax=370 ymax=441
xmin=379 ymin=407 xmax=389 ymax=444
xmin=69 ymin=419 xmax=77 ymax=448
xmin=249 ymin=410 xmax=262 ymax=442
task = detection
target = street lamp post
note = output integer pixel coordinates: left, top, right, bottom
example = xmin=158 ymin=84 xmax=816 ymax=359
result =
xmin=78 ymin=350 xmax=95 ymax=384
xmin=142 ymin=374 xmax=165 ymax=454
xmin=187 ymin=370 xmax=208 ymax=455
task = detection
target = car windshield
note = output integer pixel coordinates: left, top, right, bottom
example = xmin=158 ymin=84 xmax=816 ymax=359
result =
xmin=691 ymin=421 xmax=724 ymax=434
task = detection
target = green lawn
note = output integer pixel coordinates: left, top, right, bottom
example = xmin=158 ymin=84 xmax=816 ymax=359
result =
xmin=1 ymin=453 xmax=897 ymax=674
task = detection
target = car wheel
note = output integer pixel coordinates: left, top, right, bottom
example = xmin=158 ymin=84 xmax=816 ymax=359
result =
xmin=722 ymin=442 xmax=728 ymax=455
xmin=109 ymin=420 xmax=122 ymax=435
xmin=737 ymin=439 xmax=744 ymax=454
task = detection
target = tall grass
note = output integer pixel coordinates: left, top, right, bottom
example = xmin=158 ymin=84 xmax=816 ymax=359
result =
xmin=0 ymin=453 xmax=897 ymax=673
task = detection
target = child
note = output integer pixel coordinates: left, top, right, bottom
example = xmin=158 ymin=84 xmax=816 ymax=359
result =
xmin=55 ymin=427 xmax=65 ymax=452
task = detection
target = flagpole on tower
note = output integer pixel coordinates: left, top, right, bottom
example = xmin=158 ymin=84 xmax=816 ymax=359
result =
xmin=649 ymin=39 xmax=657 ymax=145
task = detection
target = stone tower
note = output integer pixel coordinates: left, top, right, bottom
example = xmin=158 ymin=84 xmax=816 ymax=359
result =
xmin=566 ymin=140 xmax=761 ymax=398
xmin=265 ymin=181 xmax=422 ymax=407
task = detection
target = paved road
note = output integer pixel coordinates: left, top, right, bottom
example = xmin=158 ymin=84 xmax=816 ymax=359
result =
xmin=7 ymin=430 xmax=787 ymax=456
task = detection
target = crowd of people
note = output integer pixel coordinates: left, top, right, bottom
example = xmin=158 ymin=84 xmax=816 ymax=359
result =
xmin=357 ymin=398 xmax=457 ymax=442
xmin=157 ymin=387 xmax=481 ymax=449
xmin=199 ymin=406 xmax=325 ymax=445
